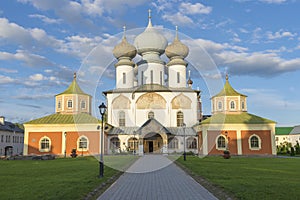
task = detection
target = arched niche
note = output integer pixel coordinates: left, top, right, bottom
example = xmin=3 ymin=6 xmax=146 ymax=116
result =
xmin=136 ymin=92 xmax=166 ymax=109
xmin=112 ymin=95 xmax=131 ymax=109
xmin=171 ymin=93 xmax=192 ymax=109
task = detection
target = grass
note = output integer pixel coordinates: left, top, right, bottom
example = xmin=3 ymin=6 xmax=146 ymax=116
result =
xmin=104 ymin=155 xmax=139 ymax=171
xmin=176 ymin=156 xmax=300 ymax=200
xmin=0 ymin=156 xmax=134 ymax=200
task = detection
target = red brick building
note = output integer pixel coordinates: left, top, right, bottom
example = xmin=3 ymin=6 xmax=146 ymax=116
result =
xmin=196 ymin=75 xmax=276 ymax=156
xmin=23 ymin=73 xmax=102 ymax=156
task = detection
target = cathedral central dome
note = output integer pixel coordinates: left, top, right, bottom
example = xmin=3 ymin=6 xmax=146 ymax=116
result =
xmin=133 ymin=13 xmax=167 ymax=56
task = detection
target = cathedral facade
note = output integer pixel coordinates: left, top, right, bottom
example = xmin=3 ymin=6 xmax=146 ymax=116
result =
xmin=104 ymin=14 xmax=200 ymax=155
xmin=23 ymin=13 xmax=276 ymax=157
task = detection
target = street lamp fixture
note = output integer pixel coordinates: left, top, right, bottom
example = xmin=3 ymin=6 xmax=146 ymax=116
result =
xmin=183 ymin=123 xmax=186 ymax=161
xmin=98 ymin=102 xmax=107 ymax=178
xmin=64 ymin=132 xmax=67 ymax=158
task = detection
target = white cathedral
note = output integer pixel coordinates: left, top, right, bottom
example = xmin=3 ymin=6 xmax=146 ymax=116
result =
xmin=23 ymin=12 xmax=275 ymax=157
xmin=104 ymin=13 xmax=201 ymax=155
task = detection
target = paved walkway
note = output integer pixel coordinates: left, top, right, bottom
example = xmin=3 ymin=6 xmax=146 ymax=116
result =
xmin=98 ymin=155 xmax=218 ymax=200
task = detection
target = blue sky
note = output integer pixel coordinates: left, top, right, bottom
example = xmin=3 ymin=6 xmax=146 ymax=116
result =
xmin=0 ymin=0 xmax=300 ymax=126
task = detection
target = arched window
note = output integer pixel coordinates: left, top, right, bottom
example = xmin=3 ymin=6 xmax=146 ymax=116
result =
xmin=241 ymin=101 xmax=245 ymax=110
xmin=58 ymin=101 xmax=61 ymax=109
xmin=218 ymin=101 xmax=222 ymax=110
xmin=67 ymin=100 xmax=73 ymax=108
xmin=217 ymin=135 xmax=226 ymax=149
xmin=177 ymin=72 xmax=180 ymax=83
xmin=128 ymin=138 xmax=138 ymax=151
xmin=148 ymin=111 xmax=154 ymax=119
xmin=119 ymin=111 xmax=125 ymax=127
xmin=77 ymin=136 xmax=88 ymax=151
xmin=230 ymin=101 xmax=235 ymax=110
xmin=110 ymin=137 xmax=120 ymax=150
xmin=168 ymin=137 xmax=178 ymax=149
xmin=187 ymin=137 xmax=197 ymax=149
xmin=81 ymin=100 xmax=86 ymax=109
xmin=249 ymin=135 xmax=261 ymax=150
xmin=177 ymin=111 xmax=184 ymax=127
xmin=39 ymin=137 xmax=51 ymax=152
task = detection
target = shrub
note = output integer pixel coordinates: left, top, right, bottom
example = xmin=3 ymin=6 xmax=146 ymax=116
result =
xmin=290 ymin=147 xmax=295 ymax=156
xmin=294 ymin=141 xmax=300 ymax=154
xmin=185 ymin=151 xmax=195 ymax=156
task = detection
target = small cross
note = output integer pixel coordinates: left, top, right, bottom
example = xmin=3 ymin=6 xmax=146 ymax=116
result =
xmin=123 ymin=25 xmax=126 ymax=38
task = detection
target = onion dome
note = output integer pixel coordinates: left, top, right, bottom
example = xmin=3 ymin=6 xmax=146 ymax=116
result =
xmin=113 ymin=26 xmax=137 ymax=60
xmin=133 ymin=10 xmax=167 ymax=56
xmin=165 ymin=26 xmax=189 ymax=59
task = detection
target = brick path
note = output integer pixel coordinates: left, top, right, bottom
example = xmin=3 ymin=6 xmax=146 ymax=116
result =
xmin=98 ymin=155 xmax=218 ymax=200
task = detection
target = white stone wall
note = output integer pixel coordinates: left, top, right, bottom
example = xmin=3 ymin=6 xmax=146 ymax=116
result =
xmin=0 ymin=131 xmax=24 ymax=156
xmin=107 ymin=91 xmax=198 ymax=128
xmin=137 ymin=63 xmax=165 ymax=85
xmin=275 ymin=135 xmax=291 ymax=146
xmin=116 ymin=65 xmax=134 ymax=88
xmin=168 ymin=65 xmax=186 ymax=88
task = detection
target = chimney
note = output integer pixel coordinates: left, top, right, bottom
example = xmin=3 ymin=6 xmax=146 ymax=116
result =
xmin=0 ymin=116 xmax=5 ymax=125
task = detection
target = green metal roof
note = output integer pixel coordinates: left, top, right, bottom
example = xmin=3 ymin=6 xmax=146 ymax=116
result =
xmin=212 ymin=76 xmax=247 ymax=98
xmin=25 ymin=113 xmax=100 ymax=125
xmin=56 ymin=74 xmax=89 ymax=96
xmin=275 ymin=127 xmax=293 ymax=135
xmin=200 ymin=112 xmax=275 ymax=125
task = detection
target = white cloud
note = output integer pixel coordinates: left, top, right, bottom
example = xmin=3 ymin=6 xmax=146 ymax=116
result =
xmin=182 ymin=36 xmax=300 ymax=77
xmin=0 ymin=75 xmax=15 ymax=84
xmin=0 ymin=18 xmax=63 ymax=50
xmin=162 ymin=12 xmax=193 ymax=26
xmin=259 ymin=0 xmax=287 ymax=4
xmin=153 ymin=1 xmax=212 ymax=27
xmin=0 ymin=50 xmax=54 ymax=68
xmin=29 ymin=73 xmax=45 ymax=81
xmin=0 ymin=68 xmax=18 ymax=73
xmin=13 ymin=94 xmax=54 ymax=100
xmin=267 ymin=30 xmax=297 ymax=40
xmin=179 ymin=2 xmax=212 ymax=15
xmin=18 ymin=0 xmax=148 ymax=29
xmin=28 ymin=14 xmax=62 ymax=24
xmin=236 ymin=0 xmax=287 ymax=4
xmin=240 ymin=88 xmax=300 ymax=112
xmin=58 ymin=34 xmax=113 ymax=59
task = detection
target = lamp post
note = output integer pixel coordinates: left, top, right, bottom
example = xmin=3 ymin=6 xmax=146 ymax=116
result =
xmin=98 ymin=102 xmax=107 ymax=178
xmin=183 ymin=123 xmax=186 ymax=161
xmin=133 ymin=131 xmax=136 ymax=155
xmin=64 ymin=132 xmax=67 ymax=158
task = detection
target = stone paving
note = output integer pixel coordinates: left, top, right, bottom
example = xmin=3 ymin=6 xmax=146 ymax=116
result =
xmin=98 ymin=155 xmax=218 ymax=200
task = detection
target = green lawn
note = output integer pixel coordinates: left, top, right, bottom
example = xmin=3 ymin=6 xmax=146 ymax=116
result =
xmin=177 ymin=156 xmax=300 ymax=200
xmin=0 ymin=156 xmax=122 ymax=200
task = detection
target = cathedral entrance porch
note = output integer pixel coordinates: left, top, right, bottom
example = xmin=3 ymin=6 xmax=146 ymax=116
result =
xmin=143 ymin=133 xmax=163 ymax=153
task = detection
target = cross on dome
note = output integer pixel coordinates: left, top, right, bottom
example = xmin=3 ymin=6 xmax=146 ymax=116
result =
xmin=175 ymin=25 xmax=179 ymax=40
xmin=147 ymin=9 xmax=153 ymax=27
xmin=123 ymin=25 xmax=126 ymax=38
